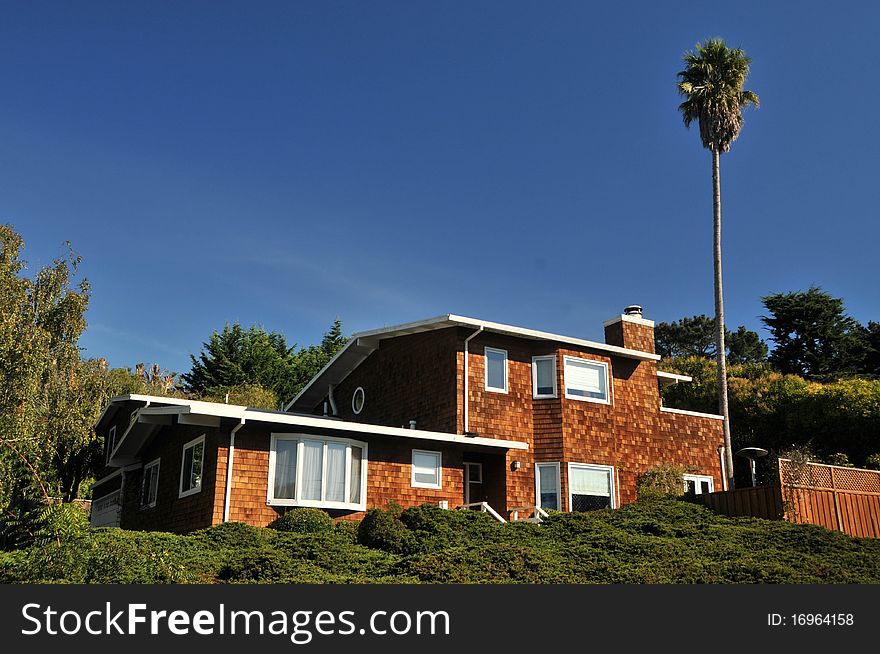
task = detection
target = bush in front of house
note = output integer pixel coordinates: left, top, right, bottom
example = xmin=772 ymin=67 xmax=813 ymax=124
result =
xmin=357 ymin=503 xmax=415 ymax=554
xmin=636 ymin=464 xmax=688 ymax=499
xmin=268 ymin=508 xmax=334 ymax=534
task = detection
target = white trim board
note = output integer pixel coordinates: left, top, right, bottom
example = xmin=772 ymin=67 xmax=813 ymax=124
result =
xmin=660 ymin=407 xmax=725 ymax=421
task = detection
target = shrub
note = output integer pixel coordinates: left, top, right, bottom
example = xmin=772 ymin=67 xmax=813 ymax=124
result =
xmin=334 ymin=519 xmax=360 ymax=543
xmin=268 ymin=508 xmax=334 ymax=534
xmin=865 ymin=453 xmax=880 ymax=471
xmin=196 ymin=521 xmax=273 ymax=549
xmin=636 ymin=464 xmax=687 ymax=499
xmin=218 ymin=549 xmax=295 ymax=583
xmin=357 ymin=504 xmax=414 ymax=554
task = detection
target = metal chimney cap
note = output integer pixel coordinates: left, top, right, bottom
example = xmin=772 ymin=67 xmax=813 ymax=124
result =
xmin=623 ymin=304 xmax=643 ymax=316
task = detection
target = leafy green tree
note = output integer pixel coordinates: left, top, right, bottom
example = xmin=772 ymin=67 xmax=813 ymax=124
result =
xmin=181 ymin=323 xmax=294 ymax=399
xmin=0 ymin=224 xmax=90 ymax=508
xmin=655 ymin=315 xmax=718 ymax=359
xmin=655 ymin=315 xmax=767 ymax=363
xmin=182 ymin=318 xmax=348 ymax=407
xmin=678 ymin=38 xmax=760 ymax=490
xmin=727 ymin=325 xmax=769 ymax=364
xmin=863 ymin=321 xmax=880 ymax=377
xmin=762 ymin=287 xmax=868 ymax=380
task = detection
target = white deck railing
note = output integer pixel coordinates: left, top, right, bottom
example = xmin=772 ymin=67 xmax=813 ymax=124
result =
xmin=458 ymin=501 xmax=507 ymax=523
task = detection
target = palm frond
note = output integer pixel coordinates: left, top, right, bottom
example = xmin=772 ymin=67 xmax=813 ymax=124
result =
xmin=676 ymin=38 xmax=759 ymax=151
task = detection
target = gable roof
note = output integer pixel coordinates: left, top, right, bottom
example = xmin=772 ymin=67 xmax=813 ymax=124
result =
xmin=285 ymin=313 xmax=661 ymax=411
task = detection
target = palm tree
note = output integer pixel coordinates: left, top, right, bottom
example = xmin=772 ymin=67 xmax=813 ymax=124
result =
xmin=677 ymin=39 xmax=759 ymax=491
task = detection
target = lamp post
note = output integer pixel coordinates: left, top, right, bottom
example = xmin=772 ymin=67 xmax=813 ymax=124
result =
xmin=736 ymin=447 xmax=769 ymax=487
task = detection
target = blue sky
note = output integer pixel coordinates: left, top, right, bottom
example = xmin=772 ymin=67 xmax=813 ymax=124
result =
xmin=2 ymin=1 xmax=878 ymax=375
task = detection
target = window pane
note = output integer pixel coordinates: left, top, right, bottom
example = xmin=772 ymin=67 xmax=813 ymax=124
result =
xmin=565 ymin=359 xmax=608 ymax=400
xmin=181 ymin=447 xmax=194 ymax=491
xmin=486 ymin=349 xmax=506 ymax=390
xmin=326 ymin=442 xmax=346 ymax=502
xmin=700 ymin=480 xmax=711 ymax=494
xmin=149 ymin=468 xmax=159 ymax=504
xmin=273 ymin=440 xmax=298 ymax=499
xmin=535 ymin=358 xmax=555 ymax=395
xmin=301 ymin=440 xmax=324 ymax=500
xmin=570 ymin=466 xmax=611 ymax=495
xmin=190 ymin=442 xmax=204 ymax=490
xmin=570 ymin=466 xmax=612 ymax=512
xmin=413 ymin=451 xmax=440 ymax=486
xmin=349 ymin=446 xmax=363 ymax=504
xmin=538 ymin=465 xmax=559 ymax=510
xmin=571 ymin=494 xmax=611 ymax=511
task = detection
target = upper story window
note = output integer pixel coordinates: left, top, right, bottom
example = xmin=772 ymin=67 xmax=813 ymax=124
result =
xmin=179 ymin=434 xmax=205 ymax=498
xmin=267 ymin=434 xmax=367 ymax=511
xmin=485 ymin=347 xmax=508 ymax=393
xmin=352 ymin=387 xmax=365 ymax=414
xmin=563 ymin=356 xmax=610 ymax=404
xmin=141 ymin=459 xmax=160 ymax=508
xmin=106 ymin=426 xmax=117 ymax=464
xmin=532 ymin=355 xmax=557 ymax=398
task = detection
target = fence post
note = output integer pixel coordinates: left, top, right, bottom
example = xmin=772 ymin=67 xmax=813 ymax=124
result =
xmin=830 ymin=466 xmax=842 ymax=533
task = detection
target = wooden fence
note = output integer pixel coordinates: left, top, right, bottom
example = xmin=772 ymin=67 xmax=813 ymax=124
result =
xmin=696 ymin=459 xmax=880 ymax=539
xmin=697 ymin=484 xmax=784 ymax=521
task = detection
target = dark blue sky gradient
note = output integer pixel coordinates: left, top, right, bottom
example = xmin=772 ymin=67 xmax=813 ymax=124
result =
xmin=2 ymin=1 xmax=877 ymax=374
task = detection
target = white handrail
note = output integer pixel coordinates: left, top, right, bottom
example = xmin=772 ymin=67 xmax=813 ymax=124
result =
xmin=509 ymin=505 xmax=550 ymax=522
xmin=458 ymin=501 xmax=507 ymax=523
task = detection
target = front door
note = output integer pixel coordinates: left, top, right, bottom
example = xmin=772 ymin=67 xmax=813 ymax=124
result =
xmin=464 ymin=462 xmax=483 ymax=505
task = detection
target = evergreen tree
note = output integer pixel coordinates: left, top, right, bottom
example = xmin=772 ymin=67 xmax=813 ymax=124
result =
xmin=762 ymin=287 xmax=869 ymax=380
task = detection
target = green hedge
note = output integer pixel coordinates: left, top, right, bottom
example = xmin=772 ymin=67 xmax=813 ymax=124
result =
xmin=3 ymin=500 xmax=880 ymax=584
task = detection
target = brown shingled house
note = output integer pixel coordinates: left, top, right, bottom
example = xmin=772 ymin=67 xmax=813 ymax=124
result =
xmin=90 ymin=308 xmax=726 ymax=531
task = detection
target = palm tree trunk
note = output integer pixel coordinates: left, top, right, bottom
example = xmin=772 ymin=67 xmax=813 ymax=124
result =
xmin=713 ymin=149 xmax=735 ymax=490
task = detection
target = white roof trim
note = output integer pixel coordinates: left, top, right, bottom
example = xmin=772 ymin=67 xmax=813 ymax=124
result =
xmin=657 ymin=371 xmax=693 ymax=388
xmin=286 ymin=313 xmax=660 ymax=411
xmin=657 ymin=371 xmax=693 ymax=382
xmin=660 ymin=406 xmax=725 ymax=421
xmin=108 ymin=395 xmax=527 ymax=465
xmin=602 ymin=314 xmax=655 ymax=328
xmin=94 ymin=394 xmax=192 ymax=429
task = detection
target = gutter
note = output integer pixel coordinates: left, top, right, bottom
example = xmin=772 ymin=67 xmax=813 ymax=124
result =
xmin=222 ymin=419 xmax=246 ymax=523
xmin=463 ymin=327 xmax=484 ymax=433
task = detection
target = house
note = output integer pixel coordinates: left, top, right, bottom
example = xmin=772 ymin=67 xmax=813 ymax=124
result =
xmin=90 ymin=307 xmax=726 ymax=531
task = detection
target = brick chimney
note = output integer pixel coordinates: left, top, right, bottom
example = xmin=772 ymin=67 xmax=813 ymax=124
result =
xmin=603 ymin=305 xmax=655 ymax=354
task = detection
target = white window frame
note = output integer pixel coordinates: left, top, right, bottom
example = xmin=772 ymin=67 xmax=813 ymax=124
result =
xmin=106 ymin=425 xmax=117 ymax=464
xmin=178 ymin=434 xmax=206 ymax=499
xmin=531 ymin=355 xmax=557 ymax=399
xmin=567 ymin=462 xmax=616 ymax=510
xmin=535 ymin=462 xmax=561 ymax=512
xmin=683 ymin=474 xmax=715 ymax=495
xmin=484 ymin=346 xmax=508 ymax=393
xmin=351 ymin=386 xmax=365 ymax=414
xmin=411 ymin=449 xmax=442 ymax=489
xmin=267 ymin=434 xmax=368 ymax=511
xmin=140 ymin=458 xmax=160 ymax=509
xmin=563 ymin=356 xmax=611 ymax=405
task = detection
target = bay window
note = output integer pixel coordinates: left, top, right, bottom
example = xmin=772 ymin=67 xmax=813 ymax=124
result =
xmin=268 ymin=434 xmax=367 ymax=510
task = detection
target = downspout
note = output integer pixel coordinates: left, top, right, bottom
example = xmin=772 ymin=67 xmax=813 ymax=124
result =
xmin=222 ymin=419 xmax=246 ymax=523
xmin=718 ymin=444 xmax=728 ymax=491
xmin=328 ymin=384 xmax=338 ymax=416
xmin=463 ymin=327 xmax=484 ymax=433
